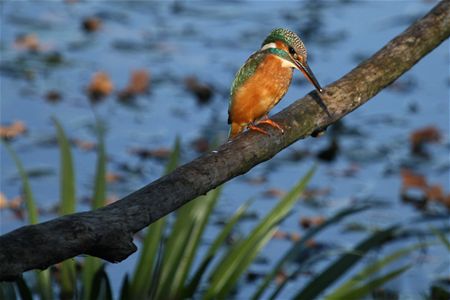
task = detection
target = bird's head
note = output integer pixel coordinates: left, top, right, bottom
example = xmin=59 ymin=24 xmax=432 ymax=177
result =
xmin=261 ymin=28 xmax=323 ymax=93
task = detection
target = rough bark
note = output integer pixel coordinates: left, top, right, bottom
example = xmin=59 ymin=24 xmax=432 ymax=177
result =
xmin=1 ymin=0 xmax=449 ymax=281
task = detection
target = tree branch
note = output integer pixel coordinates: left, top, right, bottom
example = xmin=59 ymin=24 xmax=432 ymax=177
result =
xmin=1 ymin=0 xmax=449 ymax=281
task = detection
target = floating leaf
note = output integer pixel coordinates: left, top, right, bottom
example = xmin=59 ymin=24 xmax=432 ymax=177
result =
xmin=0 ymin=121 xmax=27 ymax=140
xmin=184 ymin=76 xmax=213 ymax=105
xmin=82 ymin=17 xmax=102 ymax=33
xmin=87 ymin=72 xmax=114 ymax=100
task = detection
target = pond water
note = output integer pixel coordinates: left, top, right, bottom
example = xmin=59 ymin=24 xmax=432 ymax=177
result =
xmin=1 ymin=1 xmax=449 ymax=299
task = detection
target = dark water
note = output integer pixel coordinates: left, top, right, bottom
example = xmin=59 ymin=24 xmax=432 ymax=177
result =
xmin=1 ymin=1 xmax=449 ymax=298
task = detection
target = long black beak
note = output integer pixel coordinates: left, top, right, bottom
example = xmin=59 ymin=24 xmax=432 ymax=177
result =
xmin=294 ymin=60 xmax=323 ymax=93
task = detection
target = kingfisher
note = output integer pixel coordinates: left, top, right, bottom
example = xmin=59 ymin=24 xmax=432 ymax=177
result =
xmin=228 ymin=28 xmax=325 ymax=139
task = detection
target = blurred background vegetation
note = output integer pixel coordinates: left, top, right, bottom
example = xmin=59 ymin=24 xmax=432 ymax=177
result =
xmin=0 ymin=1 xmax=449 ymax=299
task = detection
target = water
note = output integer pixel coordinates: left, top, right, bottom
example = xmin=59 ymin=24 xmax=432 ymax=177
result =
xmin=1 ymin=1 xmax=449 ymax=298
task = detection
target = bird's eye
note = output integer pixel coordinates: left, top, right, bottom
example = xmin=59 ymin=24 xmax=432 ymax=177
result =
xmin=288 ymin=46 xmax=296 ymax=55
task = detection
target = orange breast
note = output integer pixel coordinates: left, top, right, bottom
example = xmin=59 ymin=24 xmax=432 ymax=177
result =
xmin=230 ymin=55 xmax=293 ymax=125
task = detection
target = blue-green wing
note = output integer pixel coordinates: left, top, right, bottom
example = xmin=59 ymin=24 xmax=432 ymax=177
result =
xmin=228 ymin=51 xmax=266 ymax=123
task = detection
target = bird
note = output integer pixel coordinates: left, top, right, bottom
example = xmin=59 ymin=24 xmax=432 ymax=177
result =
xmin=228 ymin=28 xmax=326 ymax=139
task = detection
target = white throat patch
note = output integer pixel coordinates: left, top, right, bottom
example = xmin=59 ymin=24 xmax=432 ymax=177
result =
xmin=274 ymin=55 xmax=298 ymax=69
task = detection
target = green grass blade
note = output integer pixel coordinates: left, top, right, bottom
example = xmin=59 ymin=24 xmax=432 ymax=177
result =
xmin=52 ymin=117 xmax=76 ymax=298
xmin=164 ymin=136 xmax=182 ymax=175
xmin=82 ymin=118 xmax=107 ymax=299
xmin=91 ymin=117 xmax=107 ymax=210
xmin=53 ymin=117 xmax=76 ymax=215
xmin=129 ymin=137 xmax=181 ymax=298
xmin=130 ymin=218 xmax=165 ymax=298
xmin=430 ymin=226 xmax=450 ymax=251
xmin=89 ymin=267 xmax=113 ymax=300
xmin=205 ymin=165 xmax=316 ymax=299
xmin=252 ymin=204 xmax=370 ymax=300
xmin=184 ymin=198 xmax=254 ymax=298
xmin=326 ymin=243 xmax=426 ymax=299
xmin=328 ymin=265 xmax=411 ymax=300
xmin=119 ymin=274 xmax=130 ymax=300
xmin=2 ymin=141 xmax=38 ymax=224
xmin=36 ymin=270 xmax=53 ymax=300
xmin=119 ymin=275 xmax=130 ymax=300
xmin=148 ymin=240 xmax=165 ymax=299
xmin=2 ymin=141 xmax=53 ymax=300
xmin=292 ymin=225 xmax=398 ymax=300
xmin=155 ymin=187 xmax=222 ymax=299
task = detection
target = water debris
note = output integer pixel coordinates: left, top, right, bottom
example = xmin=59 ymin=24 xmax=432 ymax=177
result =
xmin=0 ymin=193 xmax=24 ymax=220
xmin=129 ymin=147 xmax=171 ymax=160
xmin=244 ymin=175 xmax=267 ymax=185
xmin=106 ymin=172 xmax=124 ymax=183
xmin=87 ymin=72 xmax=114 ymax=101
xmin=263 ymin=188 xmax=286 ymax=198
xmin=410 ymin=126 xmax=441 ymax=157
xmin=118 ymin=69 xmax=151 ymax=101
xmin=14 ymin=33 xmax=41 ymax=52
xmin=0 ymin=193 xmax=8 ymax=209
xmin=0 ymin=121 xmax=27 ymax=140
xmin=299 ymin=216 xmax=325 ymax=229
xmin=72 ymin=138 xmax=97 ymax=151
xmin=400 ymin=169 xmax=450 ymax=209
xmin=45 ymin=90 xmax=62 ymax=103
xmin=81 ymin=17 xmax=102 ymax=33
xmin=316 ymin=137 xmax=339 ymax=162
xmin=273 ymin=230 xmax=301 ymax=242
xmin=184 ymin=76 xmax=213 ymax=105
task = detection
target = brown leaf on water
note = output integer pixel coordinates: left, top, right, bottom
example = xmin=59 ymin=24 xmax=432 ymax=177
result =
xmin=8 ymin=196 xmax=23 ymax=210
xmin=305 ymin=239 xmax=317 ymax=248
xmin=82 ymin=17 xmax=102 ymax=33
xmin=400 ymin=169 xmax=427 ymax=191
xmin=118 ymin=70 xmax=151 ymax=101
xmin=273 ymin=230 xmax=289 ymax=240
xmin=427 ymin=185 xmax=450 ymax=209
xmin=0 ymin=193 xmax=8 ymax=209
xmin=45 ymin=90 xmax=62 ymax=103
xmin=263 ymin=188 xmax=286 ymax=198
xmin=302 ymin=187 xmax=331 ymax=199
xmin=300 ymin=216 xmax=325 ymax=229
xmin=400 ymin=169 xmax=450 ymax=209
xmin=184 ymin=76 xmax=213 ymax=105
xmin=14 ymin=33 xmax=41 ymax=52
xmin=106 ymin=172 xmax=123 ymax=183
xmin=129 ymin=147 xmax=171 ymax=160
xmin=0 ymin=121 xmax=27 ymax=140
xmin=72 ymin=138 xmax=96 ymax=151
xmin=87 ymin=72 xmax=114 ymax=101
xmin=244 ymin=175 xmax=267 ymax=185
xmin=128 ymin=70 xmax=150 ymax=94
xmin=275 ymin=270 xmax=288 ymax=285
xmin=410 ymin=126 xmax=441 ymax=157
xmin=289 ymin=232 xmax=301 ymax=242
xmin=426 ymin=185 xmax=445 ymax=202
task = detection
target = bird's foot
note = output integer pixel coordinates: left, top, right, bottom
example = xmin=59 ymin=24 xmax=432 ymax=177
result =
xmin=248 ymin=124 xmax=269 ymax=136
xmin=257 ymin=118 xmax=284 ymax=134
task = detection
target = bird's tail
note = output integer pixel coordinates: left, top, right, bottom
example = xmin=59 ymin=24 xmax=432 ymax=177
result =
xmin=229 ymin=122 xmax=244 ymax=140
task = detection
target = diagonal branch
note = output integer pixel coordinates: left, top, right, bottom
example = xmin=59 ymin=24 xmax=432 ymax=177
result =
xmin=1 ymin=0 xmax=449 ymax=281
